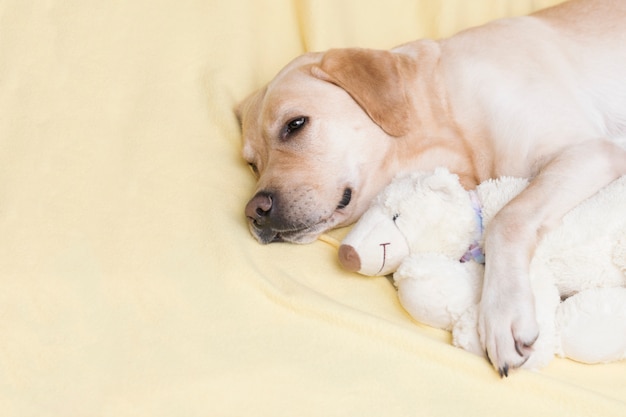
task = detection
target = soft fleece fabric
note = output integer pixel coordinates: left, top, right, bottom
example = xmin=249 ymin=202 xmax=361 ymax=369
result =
xmin=1 ymin=1 xmax=624 ymax=416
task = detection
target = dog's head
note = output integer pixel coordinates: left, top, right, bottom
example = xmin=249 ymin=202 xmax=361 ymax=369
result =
xmin=237 ymin=46 xmax=449 ymax=244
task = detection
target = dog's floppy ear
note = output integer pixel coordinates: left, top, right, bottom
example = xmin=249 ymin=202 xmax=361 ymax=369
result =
xmin=234 ymin=87 xmax=267 ymax=130
xmin=311 ymin=48 xmax=415 ymax=137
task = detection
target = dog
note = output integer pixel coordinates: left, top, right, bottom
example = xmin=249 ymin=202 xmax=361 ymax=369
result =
xmin=236 ymin=0 xmax=626 ymax=376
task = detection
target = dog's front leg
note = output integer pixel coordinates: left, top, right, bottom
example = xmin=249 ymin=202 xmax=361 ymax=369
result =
xmin=478 ymin=139 xmax=626 ymax=377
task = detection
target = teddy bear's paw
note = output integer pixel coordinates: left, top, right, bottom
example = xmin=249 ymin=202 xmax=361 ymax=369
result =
xmin=557 ymin=287 xmax=626 ymax=363
xmin=452 ymin=307 xmax=485 ymax=357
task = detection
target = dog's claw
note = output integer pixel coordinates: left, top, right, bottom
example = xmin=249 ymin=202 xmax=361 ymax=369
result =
xmin=499 ymin=364 xmax=509 ymax=378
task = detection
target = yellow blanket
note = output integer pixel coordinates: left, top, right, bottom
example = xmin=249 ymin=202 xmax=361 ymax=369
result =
xmin=1 ymin=0 xmax=624 ymax=415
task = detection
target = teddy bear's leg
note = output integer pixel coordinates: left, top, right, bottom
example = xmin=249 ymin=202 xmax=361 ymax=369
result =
xmin=452 ymin=305 xmax=485 ymax=357
xmin=556 ymin=287 xmax=626 ymax=363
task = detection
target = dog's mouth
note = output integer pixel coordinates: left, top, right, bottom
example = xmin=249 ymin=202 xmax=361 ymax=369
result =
xmin=251 ymin=187 xmax=354 ymax=244
xmin=336 ymin=188 xmax=352 ymax=210
xmin=258 ymin=219 xmax=331 ymax=244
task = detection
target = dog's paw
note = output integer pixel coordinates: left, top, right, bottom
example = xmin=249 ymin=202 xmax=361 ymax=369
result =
xmin=478 ymin=298 xmax=539 ymax=377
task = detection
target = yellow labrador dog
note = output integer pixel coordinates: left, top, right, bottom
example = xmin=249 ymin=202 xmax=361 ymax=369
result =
xmin=237 ymin=0 xmax=626 ymax=376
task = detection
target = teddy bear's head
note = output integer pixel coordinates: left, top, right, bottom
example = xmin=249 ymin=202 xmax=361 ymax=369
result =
xmin=339 ymin=168 xmax=482 ymax=276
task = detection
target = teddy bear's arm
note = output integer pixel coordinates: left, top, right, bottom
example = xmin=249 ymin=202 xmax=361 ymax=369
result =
xmin=393 ymin=253 xmax=484 ymax=331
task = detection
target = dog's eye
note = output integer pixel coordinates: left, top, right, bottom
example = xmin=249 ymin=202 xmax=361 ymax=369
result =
xmin=248 ymin=162 xmax=259 ymax=177
xmin=283 ymin=116 xmax=308 ymax=138
xmin=392 ymin=214 xmax=400 ymax=222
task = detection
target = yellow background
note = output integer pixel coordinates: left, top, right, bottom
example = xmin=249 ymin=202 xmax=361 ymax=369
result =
xmin=1 ymin=0 xmax=624 ymax=415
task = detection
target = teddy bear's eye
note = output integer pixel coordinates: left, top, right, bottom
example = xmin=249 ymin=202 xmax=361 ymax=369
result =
xmin=392 ymin=213 xmax=400 ymax=222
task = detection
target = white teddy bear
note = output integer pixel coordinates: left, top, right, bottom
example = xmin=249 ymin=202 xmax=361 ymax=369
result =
xmin=339 ymin=168 xmax=626 ymax=370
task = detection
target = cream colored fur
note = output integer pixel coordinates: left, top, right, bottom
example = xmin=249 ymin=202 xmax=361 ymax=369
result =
xmin=341 ymin=169 xmax=626 ymax=369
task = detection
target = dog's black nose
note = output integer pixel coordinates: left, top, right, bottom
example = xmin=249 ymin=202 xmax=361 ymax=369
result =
xmin=245 ymin=192 xmax=273 ymax=226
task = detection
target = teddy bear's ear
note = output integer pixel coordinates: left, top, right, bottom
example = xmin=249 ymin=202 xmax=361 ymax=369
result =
xmin=423 ymin=169 xmax=460 ymax=200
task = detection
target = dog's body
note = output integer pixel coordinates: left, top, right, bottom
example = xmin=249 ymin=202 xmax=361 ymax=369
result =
xmin=237 ymin=0 xmax=626 ymax=376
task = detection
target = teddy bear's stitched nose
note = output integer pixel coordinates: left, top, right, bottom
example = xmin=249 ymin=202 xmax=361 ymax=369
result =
xmin=338 ymin=244 xmax=361 ymax=272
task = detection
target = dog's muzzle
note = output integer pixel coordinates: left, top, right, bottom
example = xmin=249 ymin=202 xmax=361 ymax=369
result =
xmin=244 ymin=188 xmax=352 ymax=244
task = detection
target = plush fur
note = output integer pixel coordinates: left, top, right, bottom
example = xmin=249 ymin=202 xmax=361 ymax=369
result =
xmin=339 ymin=169 xmax=626 ymax=369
